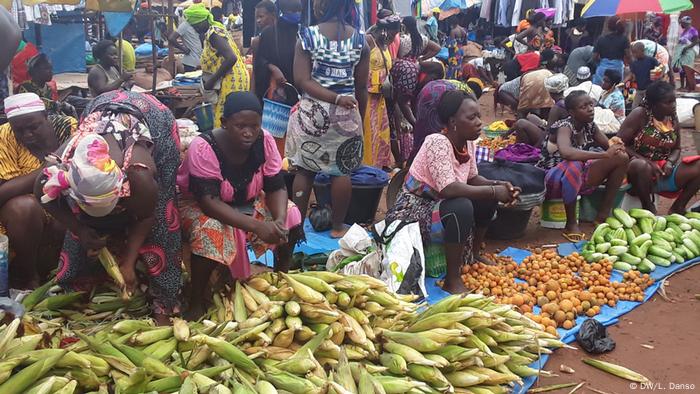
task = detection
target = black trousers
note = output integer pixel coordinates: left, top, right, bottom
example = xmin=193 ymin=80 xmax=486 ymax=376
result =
xmin=439 ymin=197 xmax=497 ymax=244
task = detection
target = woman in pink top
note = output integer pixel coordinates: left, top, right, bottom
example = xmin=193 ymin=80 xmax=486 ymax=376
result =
xmin=385 ymin=90 xmax=520 ymax=294
xmin=178 ymin=91 xmax=302 ymax=318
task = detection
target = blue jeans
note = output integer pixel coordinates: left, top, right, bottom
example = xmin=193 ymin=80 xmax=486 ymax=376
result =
xmin=593 ymin=58 xmax=624 ymax=86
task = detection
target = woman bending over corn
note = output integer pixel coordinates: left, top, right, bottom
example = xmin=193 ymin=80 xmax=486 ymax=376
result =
xmin=36 ymin=91 xmax=182 ymax=325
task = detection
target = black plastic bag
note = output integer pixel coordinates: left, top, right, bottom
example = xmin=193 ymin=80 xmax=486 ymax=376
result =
xmin=309 ymin=204 xmax=332 ymax=232
xmin=576 ymin=318 xmax=616 ymax=354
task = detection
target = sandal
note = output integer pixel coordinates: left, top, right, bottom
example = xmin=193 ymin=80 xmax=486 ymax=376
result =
xmin=562 ymin=232 xmax=586 ymax=242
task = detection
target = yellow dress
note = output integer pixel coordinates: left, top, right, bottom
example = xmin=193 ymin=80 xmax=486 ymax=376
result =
xmin=201 ymin=25 xmax=250 ymax=128
xmin=362 ymin=44 xmax=392 ymax=169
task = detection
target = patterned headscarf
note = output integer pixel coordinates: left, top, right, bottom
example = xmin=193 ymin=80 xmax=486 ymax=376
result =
xmin=544 ymin=73 xmax=569 ymax=94
xmin=41 ymin=133 xmax=125 ymax=217
xmin=390 ymin=59 xmax=420 ymax=97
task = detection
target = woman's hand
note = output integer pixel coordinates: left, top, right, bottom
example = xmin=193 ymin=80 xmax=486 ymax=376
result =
xmin=270 ymin=65 xmax=287 ymax=85
xmin=255 ymin=221 xmax=288 ymax=245
xmin=661 ymin=161 xmax=674 ymax=176
xmin=203 ymin=77 xmax=218 ymax=91
xmin=493 ymin=184 xmax=516 ymax=204
xmin=605 ymin=144 xmax=626 ymax=159
xmin=76 ymin=226 xmax=106 ymax=252
xmin=118 ymin=259 xmax=138 ymax=295
xmin=336 ymin=95 xmax=358 ymax=109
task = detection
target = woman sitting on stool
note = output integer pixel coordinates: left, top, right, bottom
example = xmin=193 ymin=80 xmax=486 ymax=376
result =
xmin=385 ymin=90 xmax=520 ymax=294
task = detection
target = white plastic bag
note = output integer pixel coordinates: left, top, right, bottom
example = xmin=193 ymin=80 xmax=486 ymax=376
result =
xmin=373 ymin=220 xmax=427 ymax=298
xmin=326 ymin=224 xmax=379 ymax=276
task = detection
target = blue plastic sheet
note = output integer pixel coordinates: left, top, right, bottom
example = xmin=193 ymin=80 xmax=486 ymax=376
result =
xmin=428 ymin=245 xmax=700 ymax=394
xmin=25 ymin=22 xmax=86 ymax=73
xmin=103 ymin=11 xmax=134 ymax=37
xmin=247 ymin=220 xmax=340 ymax=267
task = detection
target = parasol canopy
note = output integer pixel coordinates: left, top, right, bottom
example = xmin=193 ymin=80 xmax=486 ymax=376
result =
xmin=582 ymin=0 xmax=693 ymax=18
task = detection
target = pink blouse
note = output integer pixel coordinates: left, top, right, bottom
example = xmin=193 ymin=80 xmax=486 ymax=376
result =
xmin=409 ymin=133 xmax=478 ymax=193
xmin=177 ymin=130 xmax=282 ymax=202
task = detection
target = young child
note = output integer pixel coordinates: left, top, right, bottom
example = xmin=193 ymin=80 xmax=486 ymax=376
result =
xmin=627 ymin=41 xmax=660 ymax=109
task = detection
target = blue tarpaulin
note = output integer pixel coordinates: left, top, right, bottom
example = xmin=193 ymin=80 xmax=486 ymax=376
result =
xmin=25 ymin=21 xmax=86 ymax=74
xmin=103 ymin=11 xmax=134 ymax=37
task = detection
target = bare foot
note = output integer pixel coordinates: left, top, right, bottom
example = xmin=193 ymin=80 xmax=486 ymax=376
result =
xmin=330 ymin=226 xmax=349 ymax=239
xmin=441 ymin=278 xmax=469 ymax=294
xmin=564 ymin=223 xmax=582 ymax=235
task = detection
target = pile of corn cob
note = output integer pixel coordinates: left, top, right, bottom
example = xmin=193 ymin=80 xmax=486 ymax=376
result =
xmin=0 ymin=271 xmax=563 ymax=393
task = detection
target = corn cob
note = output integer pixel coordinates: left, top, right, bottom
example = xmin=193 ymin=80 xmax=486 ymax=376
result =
xmin=582 ymin=358 xmax=650 ymax=383
xmin=20 ymin=280 xmax=55 ymax=312
xmin=97 ymin=248 xmax=129 ymax=299
xmin=190 ymin=334 xmax=260 ymax=374
xmin=0 ymin=350 xmax=65 ymax=394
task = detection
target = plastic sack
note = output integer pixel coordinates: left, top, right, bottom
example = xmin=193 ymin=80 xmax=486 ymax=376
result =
xmin=477 ymin=159 xmax=546 ymax=194
xmin=373 ymin=220 xmax=427 ymax=298
xmin=328 ymin=251 xmax=382 ymax=277
xmin=594 ymin=107 xmax=621 ymax=136
xmin=338 ymin=224 xmax=374 ymax=254
xmin=576 ymin=318 xmax=616 ymax=354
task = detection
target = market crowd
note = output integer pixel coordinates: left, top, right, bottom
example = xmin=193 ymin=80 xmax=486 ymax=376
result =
xmin=0 ymin=0 xmax=698 ymax=321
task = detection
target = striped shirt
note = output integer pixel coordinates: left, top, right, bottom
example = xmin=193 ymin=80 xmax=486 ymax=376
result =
xmin=298 ymin=25 xmax=365 ymax=94
xmin=0 ymin=115 xmax=77 ymax=181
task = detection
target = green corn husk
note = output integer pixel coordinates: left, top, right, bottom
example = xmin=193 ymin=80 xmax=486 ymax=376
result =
xmin=264 ymin=369 xmax=321 ymax=394
xmin=129 ymin=326 xmax=173 ymax=346
xmin=33 ymin=292 xmax=84 ymax=311
xmin=65 ymin=369 xmax=102 ymax=390
xmin=190 ymin=335 xmax=260 ymax=374
xmin=145 ymin=375 xmax=182 ymax=393
xmin=143 ymin=337 xmax=177 ymax=361
xmin=0 ymin=350 xmax=65 ymax=394
xmin=21 ymin=280 xmax=55 ymax=312
xmin=582 ymin=358 xmax=650 ymax=383
xmin=53 ymin=380 xmax=78 ymax=394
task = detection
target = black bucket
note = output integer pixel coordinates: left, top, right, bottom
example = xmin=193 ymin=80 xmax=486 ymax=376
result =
xmin=313 ymin=183 xmax=385 ymax=225
xmin=486 ymin=207 xmax=533 ymax=240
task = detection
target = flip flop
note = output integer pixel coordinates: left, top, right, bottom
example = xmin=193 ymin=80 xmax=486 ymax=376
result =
xmin=562 ymin=232 xmax=586 ymax=243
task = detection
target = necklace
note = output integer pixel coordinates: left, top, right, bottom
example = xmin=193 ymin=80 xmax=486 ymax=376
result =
xmin=442 ymin=129 xmax=471 ymax=164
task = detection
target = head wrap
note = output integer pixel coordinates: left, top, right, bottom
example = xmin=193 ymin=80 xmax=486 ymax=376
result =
xmin=577 ymin=66 xmax=591 ymax=80
xmin=681 ymin=16 xmax=692 ymax=24
xmin=184 ymin=4 xmax=223 ymax=28
xmin=544 ymin=73 xmax=569 ymax=93
xmin=223 ymin=91 xmax=263 ymax=119
xmin=41 ymin=133 xmax=125 ymax=218
xmin=378 ymin=13 xmax=401 ymax=26
xmin=391 ymin=59 xmax=419 ymax=97
xmin=4 ymin=93 xmax=46 ymax=119
xmin=467 ymin=77 xmax=485 ymax=91
xmin=431 ymin=7 xmax=440 ymax=13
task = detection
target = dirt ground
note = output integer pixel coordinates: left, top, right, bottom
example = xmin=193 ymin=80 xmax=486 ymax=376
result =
xmin=472 ymin=90 xmax=700 ymax=393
